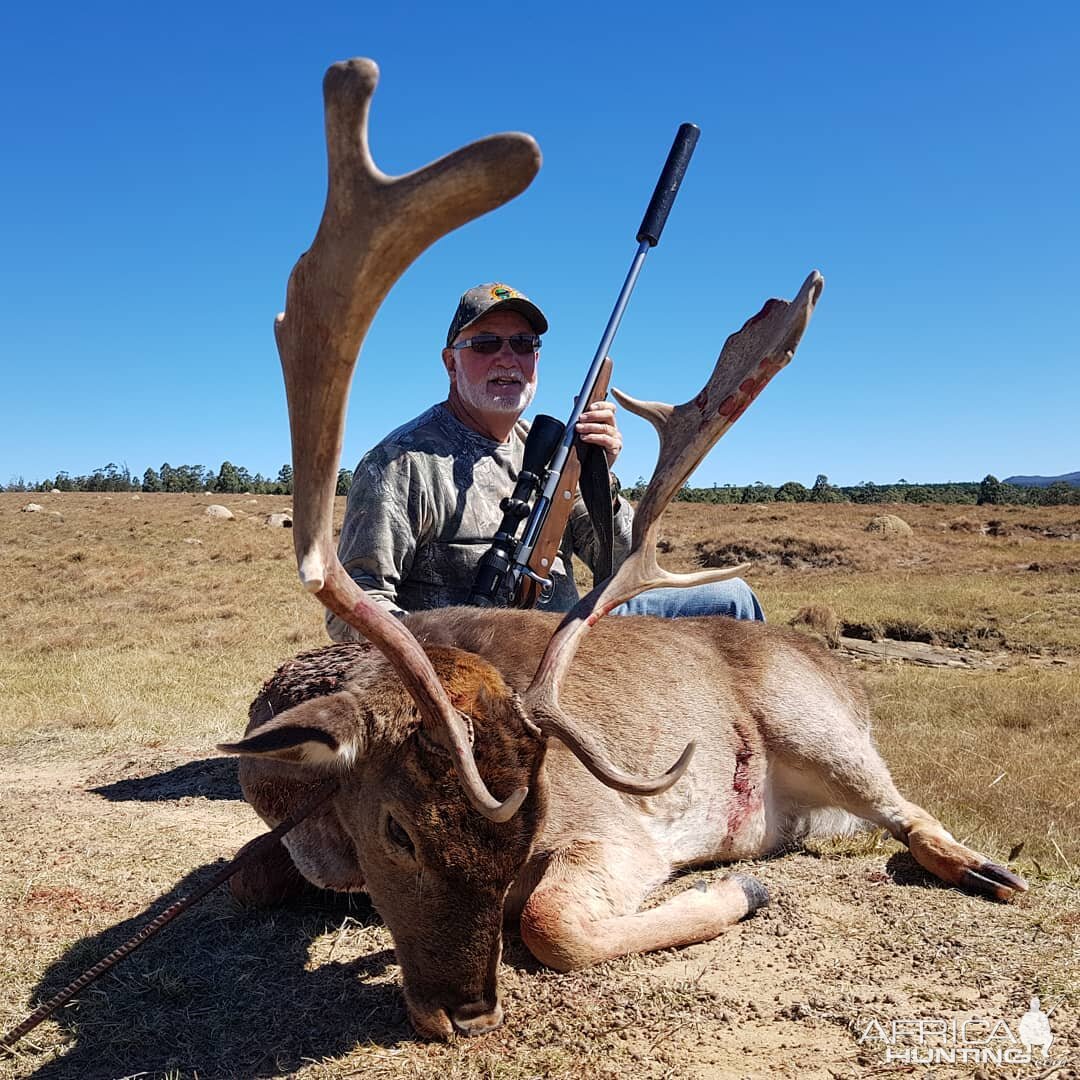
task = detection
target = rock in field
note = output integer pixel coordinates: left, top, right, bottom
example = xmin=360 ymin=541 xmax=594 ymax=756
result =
xmin=866 ymin=514 xmax=912 ymax=536
xmin=205 ymin=504 xmax=235 ymax=520
xmin=265 ymin=512 xmax=293 ymax=528
xmin=21 ymin=503 xmax=44 ymax=513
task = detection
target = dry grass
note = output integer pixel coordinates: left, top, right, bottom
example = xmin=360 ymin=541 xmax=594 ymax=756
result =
xmin=867 ymin=665 xmax=1078 ymax=871
xmin=1 ymin=493 xmax=327 ymax=757
xmin=1 ymin=492 xmax=1078 ymax=1079
xmin=653 ymin=501 xmax=1080 ymax=654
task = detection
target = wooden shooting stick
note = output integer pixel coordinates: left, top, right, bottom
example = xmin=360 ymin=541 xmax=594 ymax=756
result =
xmin=0 ymin=780 xmax=338 ymax=1052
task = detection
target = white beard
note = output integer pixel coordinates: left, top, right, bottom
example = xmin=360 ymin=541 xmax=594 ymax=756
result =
xmin=455 ymin=365 xmax=537 ymax=415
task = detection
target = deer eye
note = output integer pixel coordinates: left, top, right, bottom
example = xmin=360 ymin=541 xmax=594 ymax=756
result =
xmin=385 ymin=814 xmax=415 ymax=855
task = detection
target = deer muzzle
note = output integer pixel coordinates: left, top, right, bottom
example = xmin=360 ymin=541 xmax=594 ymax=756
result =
xmin=404 ymin=988 xmax=504 ymax=1041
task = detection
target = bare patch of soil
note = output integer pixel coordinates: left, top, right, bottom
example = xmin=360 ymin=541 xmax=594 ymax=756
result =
xmin=1018 ymin=519 xmax=1080 ymax=540
xmin=786 ymin=608 xmax=1075 ymax=670
xmin=842 ymin=619 xmax=1008 ymax=651
xmin=960 ymin=518 xmax=1080 ymax=541
xmin=1025 ymin=560 xmax=1080 ymax=573
xmin=698 ymin=537 xmax=852 ymax=571
xmin=948 ymin=518 xmax=985 ymax=532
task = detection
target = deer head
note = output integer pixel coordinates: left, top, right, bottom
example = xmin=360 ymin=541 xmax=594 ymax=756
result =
xmin=222 ymin=641 xmax=548 ymax=1037
xmin=219 ymin=57 xmax=822 ymax=1038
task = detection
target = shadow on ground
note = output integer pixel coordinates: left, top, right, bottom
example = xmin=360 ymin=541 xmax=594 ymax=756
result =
xmin=884 ymin=849 xmax=939 ymax=888
xmin=16 ymin=864 xmax=408 ymax=1080
xmin=90 ymin=757 xmax=242 ymax=802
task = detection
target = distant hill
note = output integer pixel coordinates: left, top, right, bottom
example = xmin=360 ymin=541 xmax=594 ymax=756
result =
xmin=1003 ymin=471 xmax=1080 ymax=488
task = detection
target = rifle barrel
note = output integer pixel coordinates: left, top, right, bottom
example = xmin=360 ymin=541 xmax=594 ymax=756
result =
xmin=515 ymin=239 xmax=649 ymax=565
xmin=508 ymin=123 xmax=700 ymax=596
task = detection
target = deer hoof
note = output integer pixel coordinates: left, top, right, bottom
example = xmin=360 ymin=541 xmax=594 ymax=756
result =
xmin=961 ymin=861 xmax=1029 ymax=902
xmin=729 ymin=873 xmax=770 ymax=917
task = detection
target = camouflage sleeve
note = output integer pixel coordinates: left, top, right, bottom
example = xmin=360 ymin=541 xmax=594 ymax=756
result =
xmin=562 ymin=477 xmax=635 ymax=579
xmin=325 ymin=449 xmax=426 ymax=642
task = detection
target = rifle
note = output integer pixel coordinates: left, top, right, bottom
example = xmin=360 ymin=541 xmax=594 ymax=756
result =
xmin=467 ymin=123 xmax=700 ymax=609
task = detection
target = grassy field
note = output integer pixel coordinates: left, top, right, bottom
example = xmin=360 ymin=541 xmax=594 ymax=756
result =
xmin=1 ymin=492 xmax=1077 ymax=1079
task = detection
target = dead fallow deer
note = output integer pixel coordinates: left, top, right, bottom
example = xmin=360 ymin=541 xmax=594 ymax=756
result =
xmin=218 ymin=58 xmax=1027 ymax=1041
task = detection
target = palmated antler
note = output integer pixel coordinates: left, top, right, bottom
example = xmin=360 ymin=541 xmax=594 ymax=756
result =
xmin=524 ymin=272 xmax=825 ymax=788
xmin=278 ymin=59 xmax=540 ymax=822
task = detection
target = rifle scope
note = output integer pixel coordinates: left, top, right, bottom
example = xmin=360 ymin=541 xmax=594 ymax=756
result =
xmin=467 ymin=414 xmax=565 ymax=606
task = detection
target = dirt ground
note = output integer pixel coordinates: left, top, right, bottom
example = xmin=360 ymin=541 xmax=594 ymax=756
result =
xmin=1 ymin=745 xmax=1076 ymax=1080
xmin=2 ymin=494 xmax=1078 ymax=1078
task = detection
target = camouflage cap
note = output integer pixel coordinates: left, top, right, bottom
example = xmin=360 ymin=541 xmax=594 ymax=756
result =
xmin=445 ymin=283 xmax=548 ymax=347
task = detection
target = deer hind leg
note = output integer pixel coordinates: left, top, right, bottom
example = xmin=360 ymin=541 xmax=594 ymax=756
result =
xmin=897 ymin=806 xmax=1027 ymax=900
xmin=774 ymin=738 xmax=1027 ymax=901
xmin=519 ymin=840 xmax=768 ymax=972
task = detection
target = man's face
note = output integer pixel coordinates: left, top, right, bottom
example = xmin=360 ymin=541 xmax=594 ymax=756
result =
xmin=443 ymin=310 xmax=539 ymax=417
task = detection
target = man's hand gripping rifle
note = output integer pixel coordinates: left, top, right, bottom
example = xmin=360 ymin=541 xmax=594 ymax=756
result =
xmin=468 ymin=123 xmax=701 ymax=609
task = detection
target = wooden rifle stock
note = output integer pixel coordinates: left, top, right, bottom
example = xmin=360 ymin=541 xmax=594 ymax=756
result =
xmin=515 ymin=357 xmax=612 ymax=608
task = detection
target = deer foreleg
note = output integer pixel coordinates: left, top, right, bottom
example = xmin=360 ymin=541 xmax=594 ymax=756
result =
xmin=519 ymin=841 xmax=767 ymax=972
xmin=229 ymin=837 xmax=311 ymax=907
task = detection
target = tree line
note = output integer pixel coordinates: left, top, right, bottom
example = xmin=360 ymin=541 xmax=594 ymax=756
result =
xmin=3 ymin=462 xmax=353 ymax=497
xmin=4 ymin=466 xmax=1078 ymax=506
xmin=620 ymin=474 xmax=1080 ymax=506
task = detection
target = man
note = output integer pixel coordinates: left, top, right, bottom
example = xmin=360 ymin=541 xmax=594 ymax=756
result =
xmin=326 ymin=283 xmax=763 ymax=643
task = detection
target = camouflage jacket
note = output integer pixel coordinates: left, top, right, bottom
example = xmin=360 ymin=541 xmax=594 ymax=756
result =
xmin=326 ymin=403 xmax=634 ymax=642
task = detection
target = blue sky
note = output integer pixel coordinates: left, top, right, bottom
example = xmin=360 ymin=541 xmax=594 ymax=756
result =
xmin=2 ymin=2 xmax=1076 ymax=488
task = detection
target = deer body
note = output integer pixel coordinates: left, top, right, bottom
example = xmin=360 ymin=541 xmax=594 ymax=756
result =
xmin=409 ymin=607 xmax=861 ymax=877
xmin=438 ymin=609 xmax=880 ymax=831
xmin=229 ymin=607 xmax=1023 ymax=1037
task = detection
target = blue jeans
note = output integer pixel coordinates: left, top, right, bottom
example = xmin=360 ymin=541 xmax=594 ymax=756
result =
xmin=610 ymin=578 xmax=765 ymax=621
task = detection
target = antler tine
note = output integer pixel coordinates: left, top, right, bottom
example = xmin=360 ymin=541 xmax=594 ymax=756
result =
xmin=524 ymin=272 xmax=824 ymax=779
xmin=540 ymin=715 xmax=697 ymax=796
xmin=277 ymin=58 xmax=541 ymax=823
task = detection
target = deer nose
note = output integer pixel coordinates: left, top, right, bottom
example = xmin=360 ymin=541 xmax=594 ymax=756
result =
xmin=451 ymin=997 xmax=504 ymax=1036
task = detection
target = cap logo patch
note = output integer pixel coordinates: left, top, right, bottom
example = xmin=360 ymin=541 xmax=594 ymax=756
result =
xmin=491 ymin=285 xmax=517 ymax=300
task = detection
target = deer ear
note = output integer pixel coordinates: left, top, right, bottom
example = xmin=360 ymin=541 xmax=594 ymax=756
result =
xmin=218 ymin=691 xmax=364 ymax=767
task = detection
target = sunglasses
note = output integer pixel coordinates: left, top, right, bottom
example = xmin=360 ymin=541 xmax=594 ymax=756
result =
xmin=451 ymin=333 xmax=542 ymax=356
